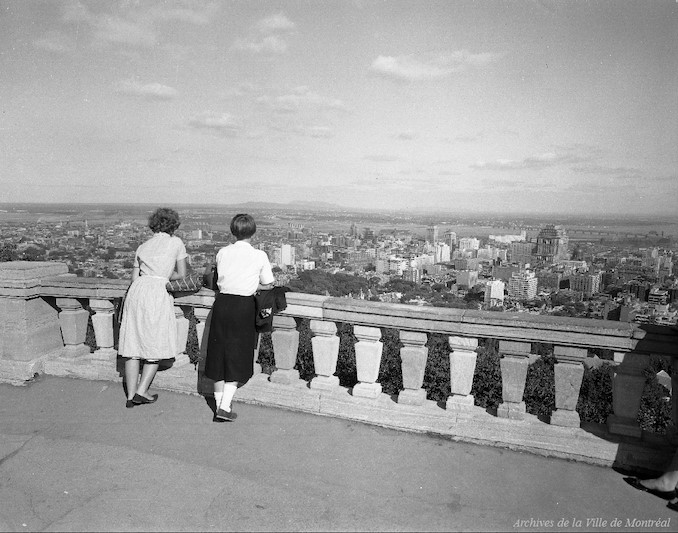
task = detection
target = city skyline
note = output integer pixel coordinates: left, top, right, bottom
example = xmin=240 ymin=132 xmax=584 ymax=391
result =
xmin=1 ymin=1 xmax=676 ymax=216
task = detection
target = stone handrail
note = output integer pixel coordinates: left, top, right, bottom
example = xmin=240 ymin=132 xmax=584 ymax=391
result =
xmin=1 ymin=261 xmax=677 ymax=473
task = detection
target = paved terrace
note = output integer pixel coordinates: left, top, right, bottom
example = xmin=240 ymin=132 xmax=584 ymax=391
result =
xmin=0 ymin=375 xmax=676 ymax=533
xmin=0 ymin=261 xmax=677 ymax=531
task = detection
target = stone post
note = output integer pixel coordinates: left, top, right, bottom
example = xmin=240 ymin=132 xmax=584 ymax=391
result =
xmin=353 ymin=325 xmax=383 ymax=399
xmin=310 ymin=320 xmax=340 ymax=391
xmin=89 ymin=299 xmax=117 ymax=363
xmin=446 ymin=336 xmax=478 ymax=413
xmin=0 ymin=261 xmax=69 ymax=382
xmin=193 ymin=307 xmax=212 ymax=396
xmin=497 ymin=340 xmax=531 ymax=420
xmin=173 ymin=305 xmax=190 ymax=367
xmin=270 ymin=315 xmax=300 ymax=385
xmin=673 ymin=358 xmax=678 ymax=431
xmin=551 ymin=346 xmax=586 ymax=427
xmin=56 ymin=298 xmax=91 ymax=358
xmin=397 ymin=331 xmax=428 ymax=405
xmin=607 ymin=351 xmax=647 ymax=438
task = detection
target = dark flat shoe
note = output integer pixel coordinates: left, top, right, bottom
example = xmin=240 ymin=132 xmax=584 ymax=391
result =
xmin=668 ymin=500 xmax=678 ymax=513
xmin=624 ymin=477 xmax=677 ymax=500
xmin=126 ymin=400 xmax=135 ymax=409
xmin=215 ymin=408 xmax=237 ymax=421
xmin=132 ymin=393 xmax=158 ymax=405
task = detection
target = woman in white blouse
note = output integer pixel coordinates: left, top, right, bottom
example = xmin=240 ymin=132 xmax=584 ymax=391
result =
xmin=204 ymin=213 xmax=274 ymax=422
xmin=119 ymin=207 xmax=188 ymax=408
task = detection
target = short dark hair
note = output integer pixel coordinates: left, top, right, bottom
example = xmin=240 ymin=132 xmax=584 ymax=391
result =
xmin=148 ymin=208 xmax=181 ymax=235
xmin=230 ymin=213 xmax=256 ymax=240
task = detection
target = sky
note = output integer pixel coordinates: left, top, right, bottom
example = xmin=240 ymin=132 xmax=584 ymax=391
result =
xmin=0 ymin=0 xmax=676 ymax=216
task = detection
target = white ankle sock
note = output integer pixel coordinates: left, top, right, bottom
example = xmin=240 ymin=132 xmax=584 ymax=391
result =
xmin=221 ymin=382 xmax=238 ymax=412
xmin=214 ymin=391 xmax=224 ymax=410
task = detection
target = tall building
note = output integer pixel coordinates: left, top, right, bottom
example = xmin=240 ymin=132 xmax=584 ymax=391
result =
xmin=434 ymin=242 xmax=450 ymax=263
xmin=508 ymin=242 xmax=535 ymax=265
xmin=569 ymin=272 xmax=601 ymax=297
xmin=456 ymin=270 xmax=478 ymax=289
xmin=484 ymin=280 xmax=505 ymax=307
xmin=444 ymin=231 xmax=457 ymax=249
xmin=281 ymin=244 xmax=295 ymax=266
xmin=458 ymin=237 xmax=480 ymax=251
xmin=535 ymin=225 xmax=569 ymax=264
xmin=426 ymin=225 xmax=439 ymax=244
xmin=508 ymin=270 xmax=538 ymax=300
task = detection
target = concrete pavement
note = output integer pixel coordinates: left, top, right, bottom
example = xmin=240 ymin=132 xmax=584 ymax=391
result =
xmin=0 ymin=375 xmax=675 ymax=532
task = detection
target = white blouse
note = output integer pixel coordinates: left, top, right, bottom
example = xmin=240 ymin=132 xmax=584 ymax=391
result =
xmin=215 ymin=241 xmax=275 ymax=296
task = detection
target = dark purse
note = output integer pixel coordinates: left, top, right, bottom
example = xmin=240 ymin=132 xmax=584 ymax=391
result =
xmin=166 ymin=272 xmax=203 ymax=293
xmin=202 ymin=263 xmax=218 ymax=291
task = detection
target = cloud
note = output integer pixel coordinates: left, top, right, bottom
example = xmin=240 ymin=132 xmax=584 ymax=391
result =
xmin=307 ymin=126 xmax=335 ymax=138
xmin=471 ymin=151 xmax=587 ymax=171
xmin=256 ymin=86 xmax=347 ymax=114
xmin=371 ymin=49 xmax=504 ymax=81
xmin=114 ymin=79 xmax=178 ymax=100
xmin=396 ymin=132 xmax=417 ymax=141
xmin=33 ymin=31 xmax=75 ymax=53
xmin=571 ymin=164 xmax=642 ymax=179
xmin=231 ymin=12 xmax=295 ymax=54
xmin=188 ymin=113 xmax=241 ymax=137
xmin=364 ymin=155 xmax=400 ymax=162
xmin=150 ymin=2 xmax=220 ymax=25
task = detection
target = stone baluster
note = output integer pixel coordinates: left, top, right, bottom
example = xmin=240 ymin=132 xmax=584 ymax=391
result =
xmin=551 ymin=346 xmax=586 ymax=427
xmin=270 ymin=315 xmax=300 ymax=385
xmin=497 ymin=340 xmax=531 ymax=420
xmin=193 ymin=307 xmax=211 ymax=356
xmin=173 ymin=306 xmax=190 ymax=367
xmin=56 ymin=298 xmax=91 ymax=358
xmin=353 ymin=325 xmax=383 ymax=399
xmin=89 ymin=299 xmax=117 ymax=364
xmin=446 ymin=336 xmax=478 ymax=413
xmin=397 ymin=331 xmax=428 ymax=405
xmin=607 ymin=351 xmax=648 ymax=438
xmin=673 ymin=357 xmax=678 ymax=431
xmin=310 ymin=320 xmax=340 ymax=391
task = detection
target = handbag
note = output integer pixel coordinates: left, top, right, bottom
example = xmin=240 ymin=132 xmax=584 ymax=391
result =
xmin=202 ymin=263 xmax=218 ymax=291
xmin=166 ymin=272 xmax=203 ymax=293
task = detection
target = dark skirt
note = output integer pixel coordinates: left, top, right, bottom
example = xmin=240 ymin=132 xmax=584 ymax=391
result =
xmin=204 ymin=293 xmax=256 ymax=383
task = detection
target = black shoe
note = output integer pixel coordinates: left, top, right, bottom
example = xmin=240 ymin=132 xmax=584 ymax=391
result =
xmin=126 ymin=400 xmax=135 ymax=408
xmin=624 ymin=477 xmax=677 ymax=500
xmin=215 ymin=408 xmax=237 ymax=421
xmin=132 ymin=393 xmax=158 ymax=405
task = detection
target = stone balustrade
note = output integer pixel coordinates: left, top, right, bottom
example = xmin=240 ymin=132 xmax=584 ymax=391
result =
xmin=1 ymin=261 xmax=677 ymax=474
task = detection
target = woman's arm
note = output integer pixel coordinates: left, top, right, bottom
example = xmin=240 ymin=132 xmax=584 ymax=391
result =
xmin=131 ymin=265 xmax=140 ymax=283
xmin=169 ymin=257 xmax=188 ymax=281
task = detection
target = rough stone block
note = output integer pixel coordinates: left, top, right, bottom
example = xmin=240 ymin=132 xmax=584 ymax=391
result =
xmin=497 ymin=401 xmax=526 ymax=420
xmin=270 ymin=367 xmax=301 ymax=385
xmin=550 ymin=409 xmax=581 ymax=428
xmin=310 ymin=375 xmax=340 ymax=391
xmin=352 ymin=382 xmax=382 ymax=399
xmin=397 ymin=388 xmax=427 ymax=406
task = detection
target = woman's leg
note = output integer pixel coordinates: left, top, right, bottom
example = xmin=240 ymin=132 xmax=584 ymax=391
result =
xmin=639 ymin=449 xmax=678 ymax=492
xmin=213 ymin=380 xmax=225 ymax=410
xmin=136 ymin=361 xmax=159 ymax=399
xmin=125 ymin=358 xmax=140 ymax=400
xmin=221 ymin=381 xmax=238 ymax=412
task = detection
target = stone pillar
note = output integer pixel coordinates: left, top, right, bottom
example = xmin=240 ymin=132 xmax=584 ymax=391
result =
xmin=89 ymin=299 xmax=117 ymax=364
xmin=353 ymin=325 xmax=383 ymax=399
xmin=446 ymin=336 xmax=478 ymax=413
xmin=397 ymin=331 xmax=428 ymax=405
xmin=607 ymin=351 xmax=648 ymax=438
xmin=193 ymin=307 xmax=212 ymax=396
xmin=0 ymin=262 xmax=69 ymax=375
xmin=310 ymin=320 xmax=340 ymax=391
xmin=497 ymin=340 xmax=531 ymax=420
xmin=551 ymin=346 xmax=586 ymax=427
xmin=673 ymin=358 xmax=678 ymax=431
xmin=270 ymin=315 xmax=300 ymax=385
xmin=173 ymin=305 xmax=190 ymax=367
xmin=56 ymin=298 xmax=91 ymax=359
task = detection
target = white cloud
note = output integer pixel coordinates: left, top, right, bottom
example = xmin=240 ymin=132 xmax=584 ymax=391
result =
xmin=256 ymin=87 xmax=347 ymax=113
xmin=33 ymin=31 xmax=75 ymax=53
xmin=188 ymin=113 xmax=241 ymax=137
xmin=114 ymin=79 xmax=178 ymax=100
xmin=256 ymin=13 xmax=295 ymax=34
xmin=231 ymin=12 xmax=295 ymax=55
xmin=371 ymin=49 xmax=504 ymax=81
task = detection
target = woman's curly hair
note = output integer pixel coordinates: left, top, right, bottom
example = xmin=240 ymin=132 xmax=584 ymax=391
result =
xmin=148 ymin=207 xmax=181 ymax=235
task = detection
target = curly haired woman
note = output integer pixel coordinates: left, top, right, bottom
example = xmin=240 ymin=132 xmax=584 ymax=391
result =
xmin=119 ymin=207 xmax=188 ymax=408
